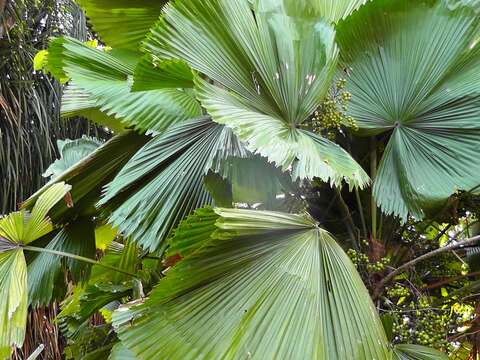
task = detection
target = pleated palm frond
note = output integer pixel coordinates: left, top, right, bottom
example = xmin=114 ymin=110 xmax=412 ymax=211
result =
xmin=337 ymin=0 xmax=480 ymax=220
xmin=392 ymin=344 xmax=448 ymax=360
xmin=23 ymin=131 xmax=148 ymax=222
xmin=98 ymin=117 xmax=248 ymax=252
xmin=61 ymin=83 xmax=128 ymax=133
xmin=256 ymin=0 xmax=370 ymax=22
xmin=0 ymin=183 xmax=69 ymax=358
xmin=76 ymin=0 xmax=165 ymax=51
xmin=164 ymin=207 xmax=219 ymax=258
xmin=43 ymin=136 xmax=102 ymax=180
xmin=112 ymin=207 xmax=391 ymax=360
xmin=145 ymin=0 xmax=369 ymax=189
xmin=41 ymin=37 xmax=201 ymax=133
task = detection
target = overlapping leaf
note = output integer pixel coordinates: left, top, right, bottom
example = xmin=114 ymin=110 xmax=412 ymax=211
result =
xmin=2 ymin=183 xmax=70 ymax=244
xmin=205 ymin=154 xmax=295 ymax=207
xmin=23 ymin=131 xmax=148 ymax=222
xmin=43 ymin=136 xmax=102 ymax=180
xmin=76 ymin=0 xmax=165 ymax=51
xmin=28 ymin=218 xmax=96 ymax=307
xmin=337 ymin=0 xmax=480 ymax=220
xmin=145 ymin=0 xmax=369 ymax=189
xmin=113 ymin=208 xmax=390 ymax=359
xmin=131 ymin=56 xmax=194 ymax=91
xmin=57 ymin=241 xmax=142 ymax=340
xmin=61 ymin=83 xmax=127 ymax=133
xmin=44 ymin=37 xmax=201 ymax=133
xmin=99 ymin=118 xmax=247 ymax=252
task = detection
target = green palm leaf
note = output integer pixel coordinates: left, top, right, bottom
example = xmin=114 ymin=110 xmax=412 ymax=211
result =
xmin=392 ymin=344 xmax=448 ymax=360
xmin=1 ymin=183 xmax=71 ymax=244
xmin=0 ymin=250 xmax=27 ymax=360
xmin=113 ymin=208 xmax=390 ymax=359
xmin=0 ymin=183 xmax=70 ymax=358
xmin=228 ymin=155 xmax=291 ymax=204
xmin=131 ymin=56 xmax=194 ymax=91
xmin=76 ymin=0 xmax=165 ymax=51
xmin=206 ymin=154 xmax=296 ymax=207
xmin=108 ymin=342 xmax=137 ymax=360
xmin=44 ymin=37 xmax=201 ymax=133
xmin=337 ymin=0 xmax=480 ymax=219
xmin=164 ymin=207 xmax=219 ymax=258
xmin=23 ymin=131 xmax=148 ymax=222
xmin=28 ymin=218 xmax=96 ymax=307
xmin=43 ymin=136 xmax=102 ymax=180
xmin=145 ymin=0 xmax=369 ymax=189
xmin=61 ymin=83 xmax=128 ymax=133
xmin=99 ymin=117 xmax=247 ymax=252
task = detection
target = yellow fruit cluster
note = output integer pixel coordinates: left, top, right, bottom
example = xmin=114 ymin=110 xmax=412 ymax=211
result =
xmin=310 ymin=78 xmax=359 ymax=139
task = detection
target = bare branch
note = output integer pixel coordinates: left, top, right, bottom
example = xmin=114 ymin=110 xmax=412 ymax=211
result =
xmin=373 ymin=234 xmax=480 ymax=298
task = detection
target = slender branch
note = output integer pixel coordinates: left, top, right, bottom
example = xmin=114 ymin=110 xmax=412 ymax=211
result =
xmin=335 ymin=188 xmax=359 ymax=250
xmin=370 ymin=137 xmax=377 ymax=240
xmin=373 ymin=234 xmax=480 ymax=298
xmin=422 ymin=270 xmax=480 ymax=291
xmin=23 ymin=245 xmax=137 ymax=277
xmin=355 ymin=188 xmax=367 ymax=238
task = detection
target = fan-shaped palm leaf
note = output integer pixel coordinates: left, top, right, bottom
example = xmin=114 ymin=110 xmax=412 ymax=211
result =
xmin=113 ymin=208 xmax=390 ymax=359
xmin=98 ymin=117 xmax=247 ymax=252
xmin=444 ymin=0 xmax=480 ymax=13
xmin=0 ymin=183 xmax=69 ymax=358
xmin=1 ymin=183 xmax=71 ymax=244
xmin=337 ymin=0 xmax=480 ymax=220
xmin=145 ymin=0 xmax=369 ymax=189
